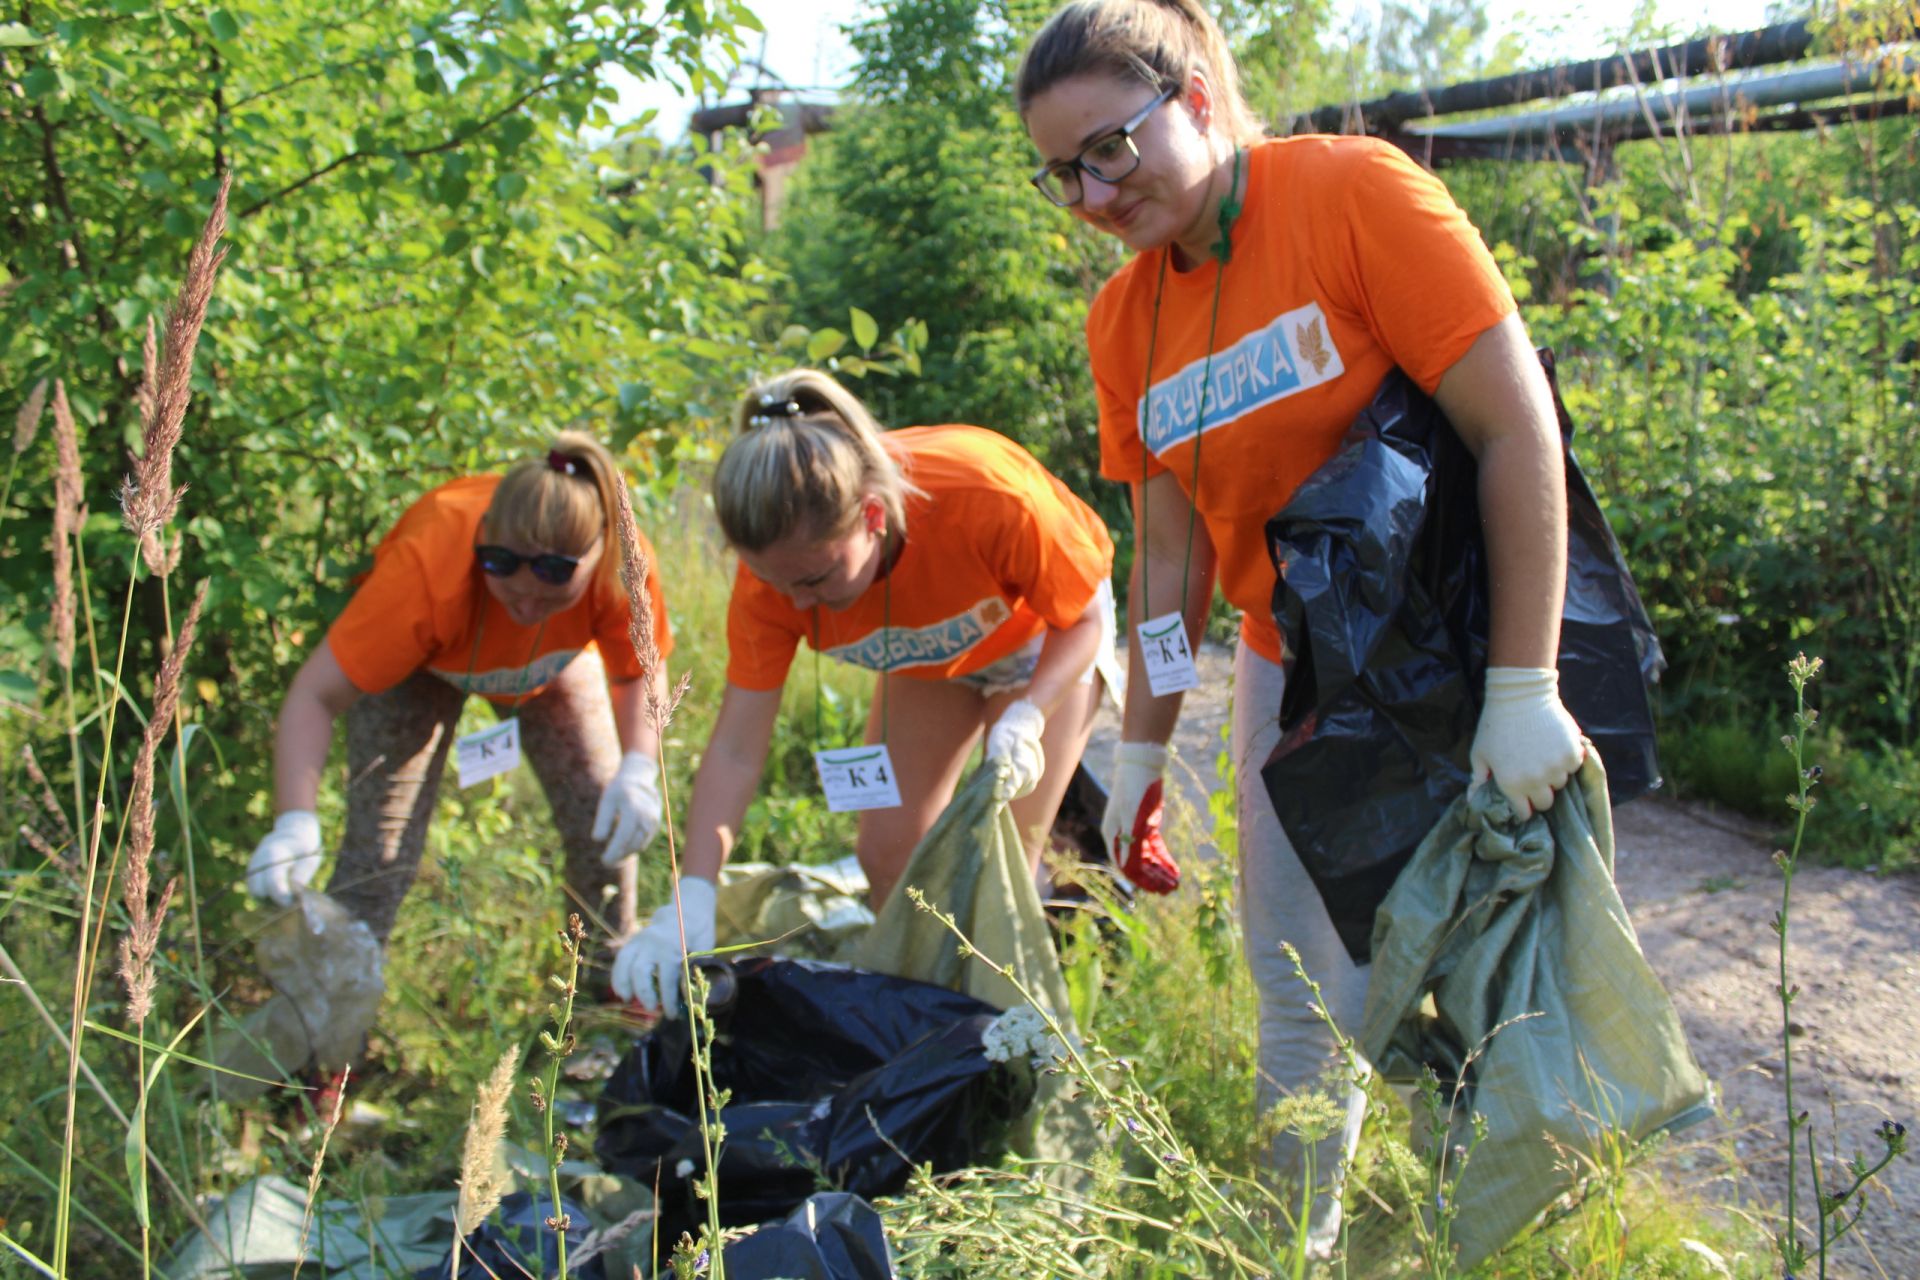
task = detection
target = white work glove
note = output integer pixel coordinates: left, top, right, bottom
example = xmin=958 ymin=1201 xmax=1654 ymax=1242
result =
xmin=593 ymin=750 xmax=664 ymax=866
xmin=1100 ymin=742 xmax=1180 ymax=894
xmin=246 ymin=810 xmax=323 ymax=906
xmin=1469 ymin=666 xmax=1585 ymax=818
xmin=610 ymin=875 xmax=717 ymax=1016
xmin=984 ymin=699 xmax=1047 ymax=799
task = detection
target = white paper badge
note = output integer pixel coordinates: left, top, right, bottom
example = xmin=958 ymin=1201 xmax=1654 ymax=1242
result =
xmin=814 ymin=744 xmax=903 ymax=812
xmin=456 ymin=719 xmax=522 ymax=788
xmin=1136 ymin=611 xmax=1200 ymax=697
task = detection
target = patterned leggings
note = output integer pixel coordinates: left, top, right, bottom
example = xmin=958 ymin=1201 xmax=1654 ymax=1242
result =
xmin=325 ymin=649 xmax=637 ymax=945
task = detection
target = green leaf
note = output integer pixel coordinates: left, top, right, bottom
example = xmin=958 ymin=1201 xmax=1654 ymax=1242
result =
xmin=440 ymin=228 xmax=472 ymax=256
xmin=807 ymin=327 xmax=846 ymax=361
xmin=495 ymin=172 xmax=527 ymax=201
xmin=849 ymin=306 xmax=878 ymax=351
xmin=207 ymin=8 xmax=240 ymax=41
xmin=124 ymin=1010 xmax=209 ymax=1230
xmin=0 ymin=669 xmax=38 ymax=706
xmin=497 ymin=114 xmax=535 ymax=154
xmin=0 ymin=22 xmax=44 ymax=46
xmin=22 ymin=66 xmax=58 ymax=99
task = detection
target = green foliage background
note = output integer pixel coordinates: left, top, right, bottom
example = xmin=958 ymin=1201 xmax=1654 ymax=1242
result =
xmin=0 ymin=0 xmax=1915 ymax=1271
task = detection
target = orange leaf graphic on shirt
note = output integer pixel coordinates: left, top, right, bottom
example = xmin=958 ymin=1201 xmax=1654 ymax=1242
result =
xmin=980 ymin=599 xmax=1010 ymax=627
xmin=1296 ymin=317 xmax=1332 ymax=376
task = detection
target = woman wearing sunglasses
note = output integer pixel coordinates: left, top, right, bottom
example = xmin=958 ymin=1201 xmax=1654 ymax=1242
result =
xmin=611 ymin=368 xmax=1118 ymax=1014
xmin=245 ymin=431 xmax=674 ymax=962
xmin=1017 ymin=0 xmax=1585 ymax=1249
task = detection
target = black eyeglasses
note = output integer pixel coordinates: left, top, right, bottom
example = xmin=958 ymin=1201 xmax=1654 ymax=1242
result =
xmin=475 ymin=544 xmax=588 ymax=586
xmin=1030 ymin=85 xmax=1178 ymax=208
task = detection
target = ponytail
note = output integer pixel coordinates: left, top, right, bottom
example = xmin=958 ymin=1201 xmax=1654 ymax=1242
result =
xmin=712 ymin=369 xmax=918 ymax=552
xmin=1016 ymin=0 xmax=1262 ymax=147
xmin=484 ymin=430 xmax=627 ymax=594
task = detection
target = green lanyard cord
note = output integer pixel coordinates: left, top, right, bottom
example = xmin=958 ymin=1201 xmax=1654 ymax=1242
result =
xmin=1137 ymin=146 xmax=1243 ymax=640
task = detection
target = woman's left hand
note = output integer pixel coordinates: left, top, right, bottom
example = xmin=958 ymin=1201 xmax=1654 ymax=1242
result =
xmin=985 ymin=699 xmax=1048 ymax=799
xmin=1469 ymin=667 xmax=1584 ymax=817
xmin=595 ymin=750 xmax=664 ymax=864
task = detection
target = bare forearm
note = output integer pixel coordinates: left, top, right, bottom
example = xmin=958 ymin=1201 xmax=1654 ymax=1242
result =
xmin=1477 ymin=430 xmax=1565 ymax=668
xmin=274 ymin=695 xmax=335 ymax=814
xmin=1435 ymin=313 xmax=1568 ymax=670
xmin=1022 ymin=603 xmax=1102 ymax=717
xmin=1119 ymin=532 xmax=1215 ymax=745
xmin=273 ymin=642 xmax=361 ymax=813
xmin=609 ymin=669 xmax=667 ymax=759
xmin=680 ymin=685 xmax=780 ymax=882
xmin=680 ymin=748 xmax=764 ymax=882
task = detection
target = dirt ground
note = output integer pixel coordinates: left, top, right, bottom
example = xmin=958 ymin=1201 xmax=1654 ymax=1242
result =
xmin=1088 ymin=642 xmax=1918 ymax=1277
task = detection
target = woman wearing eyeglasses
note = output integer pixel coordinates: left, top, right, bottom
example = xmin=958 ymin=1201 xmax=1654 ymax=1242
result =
xmin=610 ymin=368 xmax=1119 ymax=1014
xmin=1018 ymin=0 xmax=1585 ymax=1249
xmin=245 ymin=431 xmax=674 ymax=959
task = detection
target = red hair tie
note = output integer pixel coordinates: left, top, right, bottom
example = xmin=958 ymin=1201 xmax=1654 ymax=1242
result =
xmin=547 ymin=450 xmax=583 ymax=477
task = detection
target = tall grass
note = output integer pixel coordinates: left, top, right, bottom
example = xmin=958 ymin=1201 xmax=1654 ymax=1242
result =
xmin=0 ymin=214 xmax=1894 ymax=1280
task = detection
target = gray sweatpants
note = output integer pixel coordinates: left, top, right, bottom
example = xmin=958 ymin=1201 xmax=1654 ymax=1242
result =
xmin=326 ymin=649 xmax=637 ymax=945
xmin=1232 ymin=642 xmax=1370 ymax=1247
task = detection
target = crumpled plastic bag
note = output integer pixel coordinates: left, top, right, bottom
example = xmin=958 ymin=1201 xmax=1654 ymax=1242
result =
xmin=594 ymin=956 xmax=1030 ymax=1249
xmin=414 ymin=1190 xmax=600 ymax=1279
xmin=1263 ymin=349 xmax=1665 ymax=961
xmin=160 ymin=1176 xmax=453 ymax=1279
xmin=717 ymin=855 xmax=874 ymax=960
xmin=1361 ymin=752 xmax=1712 ymax=1271
xmin=721 ymin=1191 xmax=898 ymax=1279
xmin=209 ymin=889 xmax=385 ymax=1101
xmin=850 ymin=758 xmax=1074 ymax=1022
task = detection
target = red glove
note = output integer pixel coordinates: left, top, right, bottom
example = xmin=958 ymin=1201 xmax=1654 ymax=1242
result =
xmin=1119 ymin=778 xmax=1180 ymax=894
xmin=1103 ymin=743 xmax=1180 ymax=894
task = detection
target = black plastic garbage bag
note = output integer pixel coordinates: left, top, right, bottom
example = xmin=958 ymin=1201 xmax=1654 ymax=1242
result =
xmin=595 ymin=957 xmax=1031 ymax=1248
xmin=1262 ymin=349 xmax=1664 ymax=962
xmin=414 ymin=1190 xmax=602 ymax=1279
xmin=721 ymin=1191 xmax=898 ymax=1280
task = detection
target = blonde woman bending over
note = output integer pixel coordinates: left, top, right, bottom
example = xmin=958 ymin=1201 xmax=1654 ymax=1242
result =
xmin=611 ymin=369 xmax=1119 ymax=1013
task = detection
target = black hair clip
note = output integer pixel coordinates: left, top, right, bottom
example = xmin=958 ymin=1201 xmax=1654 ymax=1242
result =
xmin=748 ymin=391 xmax=803 ymax=427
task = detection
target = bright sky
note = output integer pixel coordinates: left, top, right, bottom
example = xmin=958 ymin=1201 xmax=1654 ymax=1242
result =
xmin=607 ymin=0 xmax=1780 ymax=141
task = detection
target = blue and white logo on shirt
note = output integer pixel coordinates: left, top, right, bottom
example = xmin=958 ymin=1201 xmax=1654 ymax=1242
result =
xmin=824 ymin=597 xmax=1013 ymax=672
xmin=1137 ymin=301 xmax=1344 ymax=458
xmin=442 ymin=648 xmax=581 ymax=696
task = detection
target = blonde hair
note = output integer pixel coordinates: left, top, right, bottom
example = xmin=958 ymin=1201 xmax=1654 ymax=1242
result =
xmin=1016 ymin=0 xmax=1263 ymax=148
xmin=712 ymin=369 xmax=917 ymax=552
xmin=483 ymin=430 xmax=626 ymax=592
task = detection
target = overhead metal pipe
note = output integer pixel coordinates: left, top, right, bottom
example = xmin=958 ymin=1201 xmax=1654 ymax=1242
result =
xmin=1406 ymin=51 xmax=1916 ymax=146
xmin=1300 ymin=20 xmax=1815 ymax=134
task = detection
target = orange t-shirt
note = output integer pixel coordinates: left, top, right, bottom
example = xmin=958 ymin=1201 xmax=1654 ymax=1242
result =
xmin=725 ymin=425 xmax=1115 ymax=690
xmin=1087 ymin=135 xmax=1515 ymax=664
xmin=327 ymin=475 xmax=674 ymax=702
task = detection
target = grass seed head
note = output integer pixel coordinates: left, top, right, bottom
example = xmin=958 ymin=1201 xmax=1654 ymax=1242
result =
xmin=456 ymin=1044 xmax=522 ymax=1237
xmin=13 ymin=377 xmax=48 ymax=454
xmin=122 ymin=174 xmax=229 ymax=540
xmin=49 ymin=380 xmax=82 ymax=670
xmin=118 ymin=580 xmax=206 ymax=1026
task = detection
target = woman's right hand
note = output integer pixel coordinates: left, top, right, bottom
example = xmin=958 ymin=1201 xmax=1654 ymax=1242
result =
xmin=246 ymin=810 xmax=323 ymax=905
xmin=611 ymin=876 xmax=717 ymax=1014
xmin=1102 ymin=743 xmax=1179 ymax=894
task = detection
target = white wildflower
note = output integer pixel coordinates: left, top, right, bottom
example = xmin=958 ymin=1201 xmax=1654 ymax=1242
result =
xmin=981 ymin=1004 xmax=1064 ymax=1068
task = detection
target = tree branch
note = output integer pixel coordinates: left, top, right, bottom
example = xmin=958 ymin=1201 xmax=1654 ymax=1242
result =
xmin=235 ymin=60 xmax=595 ymax=219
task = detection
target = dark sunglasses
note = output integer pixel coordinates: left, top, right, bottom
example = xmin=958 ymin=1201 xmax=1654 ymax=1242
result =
xmin=474 ymin=544 xmax=588 ymax=586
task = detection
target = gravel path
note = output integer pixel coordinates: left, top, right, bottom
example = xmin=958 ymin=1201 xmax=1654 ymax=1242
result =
xmin=1086 ymin=642 xmax=1918 ymax=1276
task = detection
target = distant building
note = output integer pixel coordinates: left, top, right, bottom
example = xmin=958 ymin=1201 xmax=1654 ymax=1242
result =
xmin=690 ymin=89 xmax=837 ymax=230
